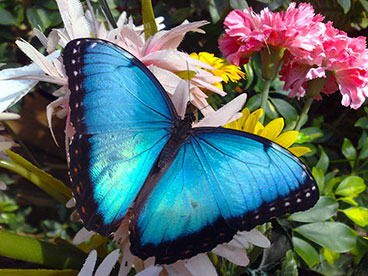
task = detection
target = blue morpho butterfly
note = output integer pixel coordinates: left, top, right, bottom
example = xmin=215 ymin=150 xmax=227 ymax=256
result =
xmin=63 ymin=38 xmax=319 ymax=264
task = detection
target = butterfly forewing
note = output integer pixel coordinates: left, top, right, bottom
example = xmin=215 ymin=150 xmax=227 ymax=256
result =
xmin=64 ymin=38 xmax=177 ymax=235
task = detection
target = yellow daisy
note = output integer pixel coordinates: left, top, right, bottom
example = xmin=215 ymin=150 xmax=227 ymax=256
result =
xmin=190 ymin=52 xmax=245 ymax=90
xmin=224 ymin=108 xmax=311 ymax=157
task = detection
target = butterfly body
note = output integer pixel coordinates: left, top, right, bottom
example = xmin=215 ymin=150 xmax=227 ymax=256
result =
xmin=64 ymin=38 xmax=319 ymax=265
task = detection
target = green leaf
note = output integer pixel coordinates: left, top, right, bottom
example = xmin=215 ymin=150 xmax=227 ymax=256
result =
xmin=1 ymin=150 xmax=72 ymax=204
xmin=335 ymin=176 xmax=366 ymax=197
xmin=312 ymin=167 xmax=324 ymax=192
xmin=355 ymin=117 xmax=368 ymax=129
xmin=316 ymin=146 xmax=329 ymax=174
xmin=245 ymin=94 xmax=261 ymax=111
xmin=26 ymin=7 xmax=52 ymax=30
xmin=295 ymin=132 xmax=312 ymax=144
xmin=293 ymin=237 xmax=319 ymax=268
xmin=341 ymin=207 xmax=368 ymax=227
xmin=322 ymin=247 xmax=340 ymax=264
xmin=243 ymin=62 xmax=254 ymax=90
xmin=301 ymin=127 xmax=324 ymax=141
xmin=358 ymin=131 xmax=367 ymax=149
xmin=142 ymin=0 xmax=158 ymax=40
xmin=358 ymin=137 xmax=368 ymax=160
xmin=0 ymin=230 xmax=88 ymax=269
xmin=325 ymin=176 xmax=341 ymax=196
xmin=294 ymin=222 xmax=357 ymax=252
xmin=270 ymin=98 xmax=298 ymax=123
xmin=338 ymin=196 xmax=358 ymax=206
xmin=342 ymin=138 xmax=356 ymax=168
xmin=0 ymin=269 xmax=78 ymax=276
xmin=265 ymin=99 xmax=278 ymax=120
xmin=229 ymin=0 xmax=249 ymax=10
xmin=280 ymin=250 xmax=298 ymax=276
xmin=337 ymin=0 xmax=351 ymax=13
xmin=289 ymin=196 xmax=338 ymax=222
xmin=360 ymin=0 xmax=368 ymax=12
xmin=209 ymin=0 xmax=229 ymax=23
xmin=0 ymin=6 xmax=16 ymax=25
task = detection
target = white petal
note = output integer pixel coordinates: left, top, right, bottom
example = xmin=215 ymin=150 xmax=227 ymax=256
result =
xmin=116 ymin=11 xmax=128 ymax=27
xmin=65 ymin=197 xmax=76 ymax=208
xmin=148 ymin=65 xmax=182 ymax=95
xmin=73 ymin=227 xmax=95 ymax=245
xmin=136 ymin=265 xmax=162 ymax=276
xmin=184 ymin=254 xmax=217 ymax=276
xmin=232 ymin=234 xmax=249 ymax=249
xmin=117 ymin=242 xmax=135 ymax=276
xmin=0 ymin=51 xmax=59 ymax=113
xmin=48 ymin=29 xmax=63 ymax=51
xmin=212 ymin=244 xmax=249 ymax=267
xmin=78 ymin=250 xmax=97 ymax=276
xmin=0 ymin=180 xmax=6 ymax=191
xmin=33 ymin=27 xmax=48 ymax=48
xmin=141 ymin=50 xmax=216 ymax=72
xmin=0 ymin=113 xmax=20 ymax=120
xmin=95 ymin=249 xmax=120 ymax=276
xmin=194 ymin=94 xmax=247 ymax=127
xmin=15 ymin=40 xmax=61 ymax=77
xmin=237 ymin=229 xmax=271 ymax=248
xmin=56 ymin=0 xmax=91 ymax=40
xmin=165 ymin=260 xmax=192 ymax=276
xmin=143 ymin=20 xmax=209 ymax=55
xmin=47 ymin=94 xmax=69 ymax=145
xmin=172 ymin=79 xmax=190 ymax=119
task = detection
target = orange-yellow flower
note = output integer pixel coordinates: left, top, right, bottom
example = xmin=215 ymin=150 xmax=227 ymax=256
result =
xmin=225 ymin=108 xmax=311 ymax=157
xmin=190 ymin=52 xmax=245 ymax=90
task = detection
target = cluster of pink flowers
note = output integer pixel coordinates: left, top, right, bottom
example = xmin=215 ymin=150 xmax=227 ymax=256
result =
xmin=219 ymin=2 xmax=368 ymax=109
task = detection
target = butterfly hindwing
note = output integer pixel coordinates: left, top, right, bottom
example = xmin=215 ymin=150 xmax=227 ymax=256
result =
xmin=64 ymin=39 xmax=178 ymax=235
xmin=130 ymin=128 xmax=318 ymax=264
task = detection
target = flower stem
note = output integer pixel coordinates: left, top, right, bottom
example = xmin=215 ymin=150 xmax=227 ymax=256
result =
xmin=295 ymin=97 xmax=314 ymax=131
xmin=260 ymin=78 xmax=271 ymax=124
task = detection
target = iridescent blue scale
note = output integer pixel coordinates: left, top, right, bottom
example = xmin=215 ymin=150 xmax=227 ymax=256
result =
xmin=64 ymin=38 xmax=319 ymax=265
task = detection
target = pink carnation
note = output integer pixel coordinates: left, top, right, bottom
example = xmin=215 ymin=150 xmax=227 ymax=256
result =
xmin=219 ymin=2 xmax=324 ymax=66
xmin=280 ymin=22 xmax=368 ymax=109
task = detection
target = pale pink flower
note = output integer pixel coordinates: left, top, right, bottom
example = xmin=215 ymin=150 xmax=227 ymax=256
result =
xmin=280 ymin=22 xmax=368 ymax=108
xmin=219 ymin=2 xmax=324 ymax=66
